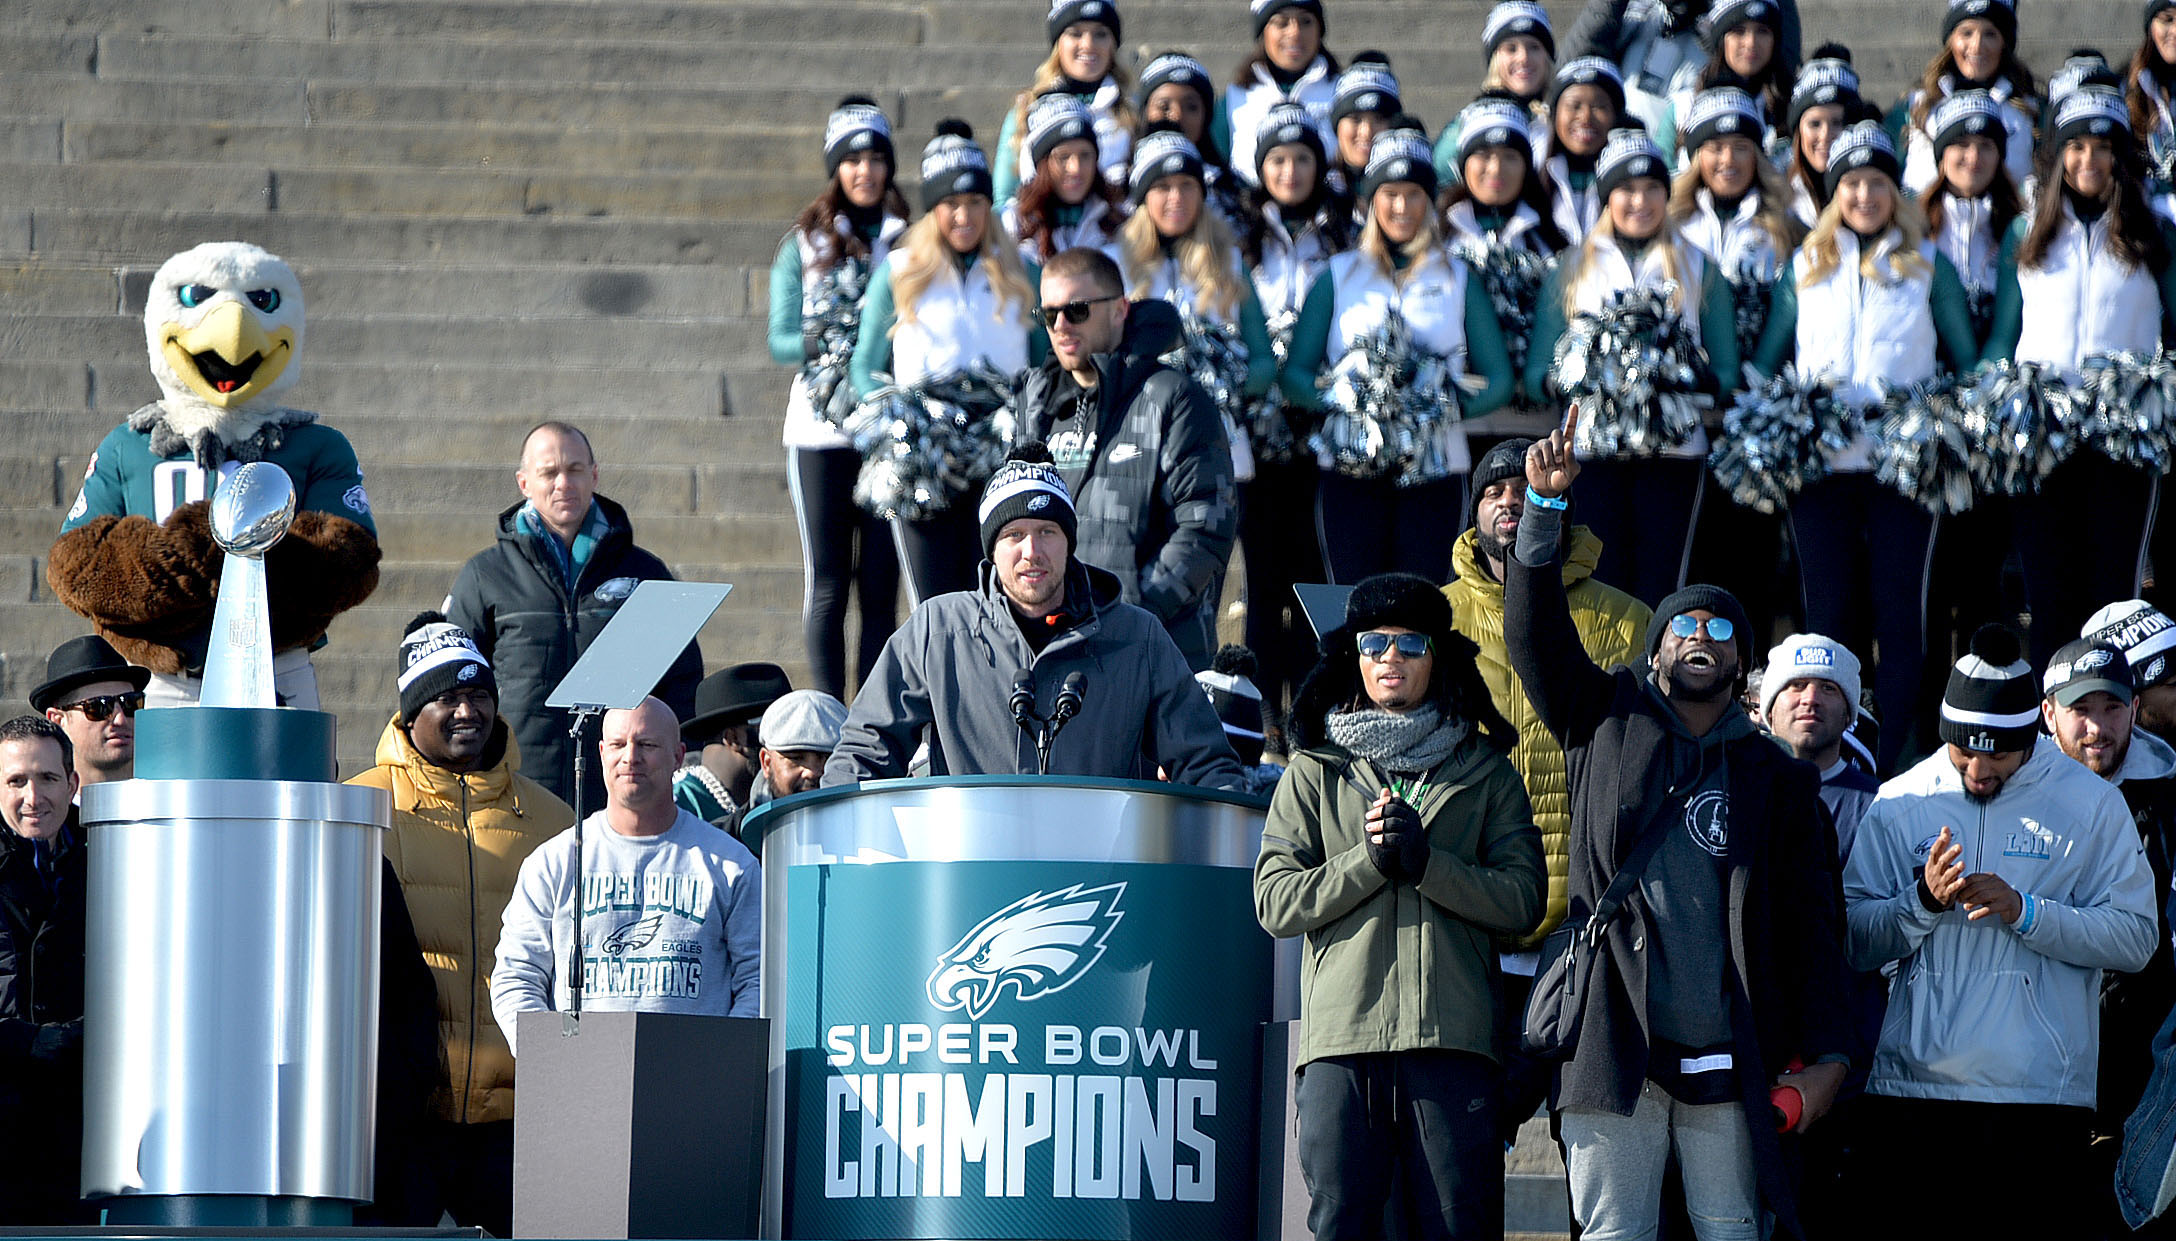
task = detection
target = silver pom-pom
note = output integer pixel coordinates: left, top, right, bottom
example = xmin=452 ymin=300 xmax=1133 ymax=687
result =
xmin=1309 ymin=310 xmax=1465 ymax=487
xmin=1954 ymin=359 xmax=2076 ymax=495
xmin=1243 ymin=306 xmax=1304 ymax=465
xmin=1551 ymin=284 xmax=1711 ymax=458
xmin=2068 ymin=350 xmax=2176 ymax=471
xmin=1455 ymin=242 xmax=1551 ymax=380
xmin=798 ymin=258 xmax=872 ymax=425
xmin=1707 ymin=366 xmax=1857 ymax=514
xmin=842 ymin=363 xmax=1018 ymax=520
xmin=1162 ymin=311 xmax=1253 ymax=425
xmin=1871 ymin=377 xmax=1976 ymax=515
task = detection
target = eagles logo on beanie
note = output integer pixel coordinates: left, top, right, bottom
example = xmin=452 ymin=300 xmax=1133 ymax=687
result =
xmin=1596 ymin=125 xmax=1668 ymax=201
xmin=979 ymin=442 xmax=1079 ymax=557
xmin=1252 ymin=0 xmax=1327 ymax=40
xmin=2054 ymin=84 xmax=2132 ymax=149
xmin=1128 ymin=128 xmax=1206 ymax=204
xmin=1483 ymin=1 xmax=1555 ymax=60
xmin=1027 ymin=92 xmax=1097 ymax=166
xmin=398 ymin=610 xmax=496 ymax=725
xmin=1455 ymin=93 xmax=1534 ymax=169
xmin=920 ymin=119 xmax=993 ymax=212
xmin=1331 ymin=53 xmax=1401 ymax=126
xmin=1255 ymin=101 xmax=1328 ymax=181
xmin=1699 ymin=0 xmax=1781 ymax=52
xmin=1789 ymin=46 xmax=1864 ymax=133
xmin=1942 ymin=0 xmax=2018 ymax=51
xmin=1823 ymin=120 xmax=1900 ymax=197
xmin=1046 ymin=0 xmax=1121 ymax=46
xmin=1138 ymin=53 xmax=1214 ymax=111
xmin=824 ymin=95 xmax=894 ymax=176
xmin=1549 ymin=57 xmax=1627 ymax=114
xmin=2084 ymin=599 xmax=2176 ymax=689
xmin=1682 ymin=87 xmax=1764 ymax=154
xmin=1928 ymin=88 xmax=2005 ymax=154
xmin=1356 ymin=120 xmax=1436 ymax=204
xmin=1939 ymin=624 xmax=2039 ymax=753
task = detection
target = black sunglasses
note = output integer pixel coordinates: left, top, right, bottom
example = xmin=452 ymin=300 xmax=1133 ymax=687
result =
xmin=63 ymin=692 xmax=146 ymax=722
xmin=1357 ymin=631 xmax=1433 ymax=660
xmin=1039 ymin=295 xmax=1121 ymax=328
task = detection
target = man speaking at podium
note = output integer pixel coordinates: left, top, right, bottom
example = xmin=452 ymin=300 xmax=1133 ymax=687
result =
xmin=825 ymin=446 xmax=1244 ymax=791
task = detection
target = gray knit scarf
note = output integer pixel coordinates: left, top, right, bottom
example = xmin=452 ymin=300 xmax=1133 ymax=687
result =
xmin=1326 ymin=704 xmax=1470 ymax=774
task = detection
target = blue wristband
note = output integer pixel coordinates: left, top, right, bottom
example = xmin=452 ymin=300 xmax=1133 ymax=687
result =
xmin=1525 ymin=486 xmax=1568 ymax=511
xmin=2015 ymin=892 xmax=2038 ymax=935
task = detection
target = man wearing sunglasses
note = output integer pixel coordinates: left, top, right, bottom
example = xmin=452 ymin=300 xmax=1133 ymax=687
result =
xmin=1014 ymin=247 xmax=1236 ymax=672
xmin=30 ymin=635 xmax=150 ymax=793
xmin=1504 ymin=411 xmax=1854 ymax=1241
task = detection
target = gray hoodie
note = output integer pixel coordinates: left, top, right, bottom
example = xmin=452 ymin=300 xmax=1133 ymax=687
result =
xmin=823 ymin=557 xmax=1246 ymax=791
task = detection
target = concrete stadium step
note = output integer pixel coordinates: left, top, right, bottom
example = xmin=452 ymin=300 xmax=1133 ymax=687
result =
xmin=110 ymin=261 xmax=764 ymax=320
xmin=8 ymin=312 xmax=774 ymax=373
xmin=0 ymin=162 xmax=818 ymax=222
xmin=16 ymin=209 xmax=784 ymax=268
xmin=57 ymin=120 xmax=825 ymax=178
xmin=329 ymin=1 xmax=924 ymax=45
xmin=17 ymin=0 xmax=331 ymax=38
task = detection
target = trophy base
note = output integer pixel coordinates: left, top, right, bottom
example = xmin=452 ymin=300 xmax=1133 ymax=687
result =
xmin=137 ymin=706 xmax=336 ymax=782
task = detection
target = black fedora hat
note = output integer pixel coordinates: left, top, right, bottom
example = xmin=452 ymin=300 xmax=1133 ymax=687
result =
xmin=682 ymin=663 xmax=793 ymax=743
xmin=30 ymin=635 xmax=151 ymax=713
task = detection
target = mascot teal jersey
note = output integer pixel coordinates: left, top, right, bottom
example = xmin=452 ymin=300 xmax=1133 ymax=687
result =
xmin=64 ymin=416 xmax=375 ymax=535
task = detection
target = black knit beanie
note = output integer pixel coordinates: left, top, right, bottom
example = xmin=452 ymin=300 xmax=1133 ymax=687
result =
xmin=1469 ymin=438 xmax=1533 ymax=528
xmin=978 ymin=443 xmax=1078 ymax=557
xmin=397 ymin=611 xmax=496 ymax=725
xmin=1647 ymin=585 xmax=1752 ymax=665
xmin=1939 ymin=624 xmax=2040 ymax=753
xmin=1046 ymin=0 xmax=1121 ymax=45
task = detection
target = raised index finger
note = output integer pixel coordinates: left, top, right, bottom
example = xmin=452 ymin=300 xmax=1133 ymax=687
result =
xmin=1562 ymin=401 xmax=1581 ymax=446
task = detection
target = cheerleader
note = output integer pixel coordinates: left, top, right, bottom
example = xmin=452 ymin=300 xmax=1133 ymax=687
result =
xmin=1985 ymin=86 xmax=2176 ymax=658
xmin=1538 ymin=57 xmax=1628 ymax=245
xmin=1748 ymin=122 xmax=1980 ymax=766
xmin=2131 ymin=0 xmax=2176 ymax=190
xmin=1527 ymin=125 xmax=1742 ymax=604
xmin=1217 ymin=0 xmax=1341 ymax=187
xmin=1281 ymin=125 xmax=1516 ymax=582
xmin=1564 ymin=0 xmax=1801 ymax=140
xmin=1670 ymin=87 xmax=1801 ymax=636
xmin=1238 ymin=103 xmax=1347 ymax=717
xmin=1119 ymin=129 xmax=1277 ymax=468
xmin=1003 ymin=92 xmax=1127 ymax=267
xmin=1894 ymin=0 xmax=2040 ymax=195
xmin=1656 ymin=0 xmax=1794 ymax=159
xmin=849 ymin=122 xmax=1046 ymax=603
xmin=992 ymin=0 xmax=1137 ymax=208
xmin=1432 ymin=1 xmax=1556 ymax=182
xmin=1783 ymin=45 xmax=1867 ymax=227
xmin=1441 ymin=93 xmax=1570 ymax=382
xmin=1327 ymin=53 xmax=1400 ymax=201
xmin=1138 ymin=53 xmax=1247 ymax=220
xmin=768 ymin=98 xmax=909 ymax=700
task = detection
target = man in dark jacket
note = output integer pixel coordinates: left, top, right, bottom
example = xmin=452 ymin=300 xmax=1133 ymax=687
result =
xmin=0 ymin=716 xmax=87 ymax=1225
xmin=826 ymin=447 xmax=1243 ymax=790
xmin=1506 ymin=416 xmax=1853 ymax=1240
xmin=446 ymin=422 xmax=701 ymax=810
xmin=1015 ymin=248 xmax=1237 ymax=672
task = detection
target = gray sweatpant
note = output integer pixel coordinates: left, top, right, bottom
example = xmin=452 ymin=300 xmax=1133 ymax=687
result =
xmin=1559 ymin=1080 xmax=1761 ymax=1241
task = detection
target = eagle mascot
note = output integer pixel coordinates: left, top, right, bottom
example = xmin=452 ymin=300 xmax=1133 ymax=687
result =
xmin=48 ymin=241 xmax=380 ymax=706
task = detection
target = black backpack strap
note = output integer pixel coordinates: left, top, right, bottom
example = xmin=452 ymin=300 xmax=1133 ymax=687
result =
xmin=1582 ymin=814 xmax=1673 ymax=945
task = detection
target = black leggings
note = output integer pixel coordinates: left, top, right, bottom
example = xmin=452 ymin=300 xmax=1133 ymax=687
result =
xmin=890 ymin=505 xmax=982 ymax=607
xmin=1315 ymin=473 xmax=1466 ymax=585
xmin=1788 ymin=473 xmax=1935 ymax=773
xmin=1297 ymin=1051 xmax=1504 ymax=1241
xmin=2012 ymin=453 xmax=2159 ymax=668
xmin=790 ymin=446 xmax=900 ymax=700
xmin=1573 ymin=456 xmax=1704 ymax=607
xmin=1241 ymin=462 xmax=1325 ymax=718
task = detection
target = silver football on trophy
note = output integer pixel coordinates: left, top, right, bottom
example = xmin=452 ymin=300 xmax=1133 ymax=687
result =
xmin=209 ymin=462 xmax=297 ymax=560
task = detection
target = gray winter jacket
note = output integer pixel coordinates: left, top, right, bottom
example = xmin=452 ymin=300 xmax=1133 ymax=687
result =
xmin=1844 ymin=737 xmax=2158 ymax=1108
xmin=823 ymin=557 xmax=1246 ymax=791
xmin=1015 ymin=298 xmax=1237 ymax=672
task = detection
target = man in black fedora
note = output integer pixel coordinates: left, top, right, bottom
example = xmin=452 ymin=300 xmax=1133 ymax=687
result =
xmin=31 ymin=635 xmax=149 ymax=793
xmin=672 ymin=662 xmax=792 ymax=829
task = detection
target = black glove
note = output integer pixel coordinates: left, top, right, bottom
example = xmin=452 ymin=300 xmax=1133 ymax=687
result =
xmin=803 ymin=329 xmax=825 ymax=362
xmin=29 ymin=1019 xmax=81 ymax=1062
xmin=1366 ymin=797 xmax=1424 ymax=881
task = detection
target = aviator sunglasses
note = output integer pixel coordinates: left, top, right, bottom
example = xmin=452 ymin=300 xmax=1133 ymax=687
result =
xmin=1357 ymin=631 xmax=1433 ymax=660
xmin=1667 ymin=614 xmax=1735 ymax=643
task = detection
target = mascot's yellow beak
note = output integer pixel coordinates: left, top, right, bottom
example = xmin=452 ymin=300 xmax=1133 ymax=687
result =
xmin=160 ymin=300 xmax=295 ymax=408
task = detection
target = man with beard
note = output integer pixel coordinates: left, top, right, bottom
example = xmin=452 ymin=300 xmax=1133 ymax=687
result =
xmin=1843 ymin=626 xmax=2157 ymax=1235
xmin=1442 ymin=437 xmax=1649 ymax=1137
xmin=1506 ymin=412 xmax=1853 ymax=1241
xmin=2040 ymin=637 xmax=2176 ymax=1218
xmin=1759 ymin=636 xmax=1878 ymax=857
xmin=721 ymin=690 xmax=847 ymax=837
xmin=2085 ymin=600 xmax=2176 ymax=738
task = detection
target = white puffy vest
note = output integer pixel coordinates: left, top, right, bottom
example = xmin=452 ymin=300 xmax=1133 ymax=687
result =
xmin=2014 ymin=202 xmax=2163 ymax=376
xmin=1444 ymin=200 xmax=1554 ymax=258
xmin=1543 ymin=154 xmax=1602 ymax=247
xmin=1933 ymin=194 xmax=1999 ymax=293
xmin=1901 ymin=86 xmax=2036 ymax=196
xmin=1677 ymin=189 xmax=1782 ymax=286
xmin=1251 ymin=208 xmax=1339 ymax=318
xmin=1224 ymin=58 xmax=1337 ymax=188
xmin=1003 ymin=195 xmax=1123 ymax=267
xmin=1566 ymin=236 xmax=1710 ymax=458
xmin=1793 ymin=231 xmax=1939 ymax=469
xmin=785 ymin=214 xmax=908 ymax=449
xmin=887 ymin=252 xmax=1031 ymax=386
xmin=1321 ymin=245 xmax=1476 ymax=472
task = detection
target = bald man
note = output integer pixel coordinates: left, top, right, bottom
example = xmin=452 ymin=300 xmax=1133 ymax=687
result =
xmin=490 ymin=698 xmax=761 ymax=1053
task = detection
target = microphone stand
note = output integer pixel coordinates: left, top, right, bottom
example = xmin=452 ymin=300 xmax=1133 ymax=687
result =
xmin=563 ymin=703 xmax=604 ymax=1037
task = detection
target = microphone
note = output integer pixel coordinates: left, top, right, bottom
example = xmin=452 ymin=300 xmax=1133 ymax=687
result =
xmin=1052 ymin=672 xmax=1086 ymax=728
xmin=1010 ymin=670 xmax=1039 ymax=734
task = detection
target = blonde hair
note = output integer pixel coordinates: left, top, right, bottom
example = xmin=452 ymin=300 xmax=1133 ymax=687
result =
xmin=889 ymin=209 xmax=1038 ymax=333
xmin=1558 ymin=212 xmax=1700 ymax=315
xmin=1355 ymin=208 xmax=1448 ymax=283
xmin=1010 ymin=48 xmax=1142 ymax=146
xmin=1118 ymin=195 xmax=1248 ymax=319
xmin=1667 ymin=153 xmax=1803 ymax=264
xmin=1798 ymin=187 xmax=1932 ymax=287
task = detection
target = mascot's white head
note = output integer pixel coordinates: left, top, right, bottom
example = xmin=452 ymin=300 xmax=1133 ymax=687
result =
xmin=144 ymin=242 xmax=305 ymax=417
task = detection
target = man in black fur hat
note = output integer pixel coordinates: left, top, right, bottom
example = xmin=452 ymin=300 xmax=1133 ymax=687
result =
xmin=1257 ymin=572 xmax=1545 ymax=1239
xmin=1506 ymin=411 xmax=1853 ymax=1241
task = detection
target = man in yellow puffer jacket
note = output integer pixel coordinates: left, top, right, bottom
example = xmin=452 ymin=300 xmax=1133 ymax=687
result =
xmin=348 ymin=612 xmax=574 ymax=1236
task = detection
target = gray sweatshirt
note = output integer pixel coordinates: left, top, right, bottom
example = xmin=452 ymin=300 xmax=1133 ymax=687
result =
xmin=491 ymin=807 xmax=761 ymax=1055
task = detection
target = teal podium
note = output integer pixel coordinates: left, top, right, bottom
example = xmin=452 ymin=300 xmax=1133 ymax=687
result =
xmin=744 ymin=777 xmax=1280 ymax=1241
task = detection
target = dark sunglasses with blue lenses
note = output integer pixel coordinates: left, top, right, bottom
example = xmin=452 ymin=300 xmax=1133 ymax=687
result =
xmin=1668 ymin=613 xmax=1735 ymax=643
xmin=1357 ymin=631 xmax=1433 ymax=660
